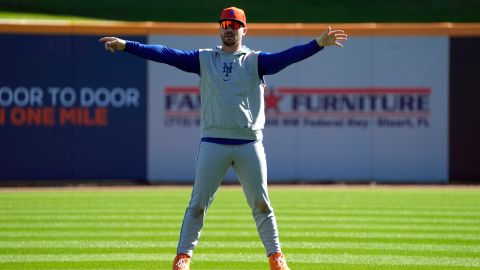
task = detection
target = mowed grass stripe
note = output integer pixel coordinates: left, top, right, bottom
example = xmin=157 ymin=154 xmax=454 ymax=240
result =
xmin=1 ymin=222 xmax=478 ymax=234
xmin=2 ymin=207 xmax=477 ymax=221
xmin=1 ymin=208 xmax=479 ymax=217
xmin=2 ymin=246 xmax=478 ymax=260
xmin=1 ymin=240 xmax=479 ymax=253
xmin=1 ymin=230 xmax=479 ymax=242
xmin=1 ymin=253 xmax=479 ymax=267
xmin=2 ymin=215 xmax=478 ymax=226
xmin=5 ymin=248 xmax=474 ymax=259
xmin=2 ymin=236 xmax=472 ymax=247
xmin=2 ymin=204 xmax=479 ymax=212
xmin=0 ymin=227 xmax=478 ymax=239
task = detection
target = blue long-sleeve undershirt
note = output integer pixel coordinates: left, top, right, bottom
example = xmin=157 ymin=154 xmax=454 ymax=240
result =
xmin=124 ymin=39 xmax=323 ymax=77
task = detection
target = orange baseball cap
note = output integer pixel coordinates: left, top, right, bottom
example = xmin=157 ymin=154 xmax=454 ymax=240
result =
xmin=219 ymin=7 xmax=246 ymax=26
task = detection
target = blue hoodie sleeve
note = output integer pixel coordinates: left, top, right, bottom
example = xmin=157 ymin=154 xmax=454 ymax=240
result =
xmin=124 ymin=41 xmax=200 ymax=75
xmin=258 ymin=39 xmax=323 ymax=77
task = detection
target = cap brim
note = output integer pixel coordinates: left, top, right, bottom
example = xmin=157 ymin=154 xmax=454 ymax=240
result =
xmin=218 ymin=19 xmax=246 ymax=26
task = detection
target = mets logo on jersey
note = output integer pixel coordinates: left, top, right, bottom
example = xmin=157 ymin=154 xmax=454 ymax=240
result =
xmin=222 ymin=62 xmax=233 ymax=79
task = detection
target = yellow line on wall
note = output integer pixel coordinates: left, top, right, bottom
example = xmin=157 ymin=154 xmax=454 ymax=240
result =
xmin=0 ymin=20 xmax=479 ymax=36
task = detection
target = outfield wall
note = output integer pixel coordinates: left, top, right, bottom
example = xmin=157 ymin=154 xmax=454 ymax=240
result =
xmin=0 ymin=34 xmax=147 ymax=180
xmin=0 ymin=21 xmax=479 ymax=183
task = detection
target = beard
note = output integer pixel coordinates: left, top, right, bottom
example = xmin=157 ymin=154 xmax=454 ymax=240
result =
xmin=221 ymin=32 xmax=238 ymax=46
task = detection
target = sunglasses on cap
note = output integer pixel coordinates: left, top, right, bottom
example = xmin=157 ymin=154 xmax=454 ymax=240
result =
xmin=219 ymin=20 xmax=244 ymax=30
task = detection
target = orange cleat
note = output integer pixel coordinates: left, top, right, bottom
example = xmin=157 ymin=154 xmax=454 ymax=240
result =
xmin=269 ymin=252 xmax=291 ymax=270
xmin=172 ymin=253 xmax=191 ymax=270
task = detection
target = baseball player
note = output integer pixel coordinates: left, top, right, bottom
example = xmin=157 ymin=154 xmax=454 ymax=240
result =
xmin=100 ymin=6 xmax=347 ymax=270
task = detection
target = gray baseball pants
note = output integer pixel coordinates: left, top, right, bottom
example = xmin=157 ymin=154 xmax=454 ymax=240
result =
xmin=176 ymin=140 xmax=281 ymax=257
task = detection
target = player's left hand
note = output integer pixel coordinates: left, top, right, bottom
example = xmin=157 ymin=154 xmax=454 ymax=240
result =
xmin=316 ymin=26 xmax=348 ymax=48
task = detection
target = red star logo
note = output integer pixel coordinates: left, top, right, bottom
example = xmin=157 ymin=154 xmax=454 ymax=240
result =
xmin=264 ymin=89 xmax=282 ymax=113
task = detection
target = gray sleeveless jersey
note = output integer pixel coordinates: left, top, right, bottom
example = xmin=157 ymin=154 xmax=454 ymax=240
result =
xmin=198 ymin=46 xmax=265 ymax=140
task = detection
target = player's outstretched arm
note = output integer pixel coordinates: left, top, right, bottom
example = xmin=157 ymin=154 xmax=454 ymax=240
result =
xmin=99 ymin=37 xmax=200 ymax=74
xmin=316 ymin=26 xmax=348 ymax=48
xmin=99 ymin=37 xmax=126 ymax=53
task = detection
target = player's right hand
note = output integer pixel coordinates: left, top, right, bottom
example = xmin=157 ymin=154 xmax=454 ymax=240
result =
xmin=99 ymin=37 xmax=126 ymax=52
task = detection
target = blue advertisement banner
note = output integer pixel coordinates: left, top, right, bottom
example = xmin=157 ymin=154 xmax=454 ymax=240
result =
xmin=0 ymin=34 xmax=147 ymax=180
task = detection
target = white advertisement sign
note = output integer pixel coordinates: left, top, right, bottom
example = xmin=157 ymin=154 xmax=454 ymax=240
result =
xmin=147 ymin=35 xmax=448 ymax=183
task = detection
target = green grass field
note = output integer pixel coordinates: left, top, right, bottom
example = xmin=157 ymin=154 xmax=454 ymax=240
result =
xmin=0 ymin=186 xmax=479 ymax=269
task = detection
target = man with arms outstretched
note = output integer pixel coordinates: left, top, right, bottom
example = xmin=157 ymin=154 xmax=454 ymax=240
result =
xmin=100 ymin=6 xmax=347 ymax=270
